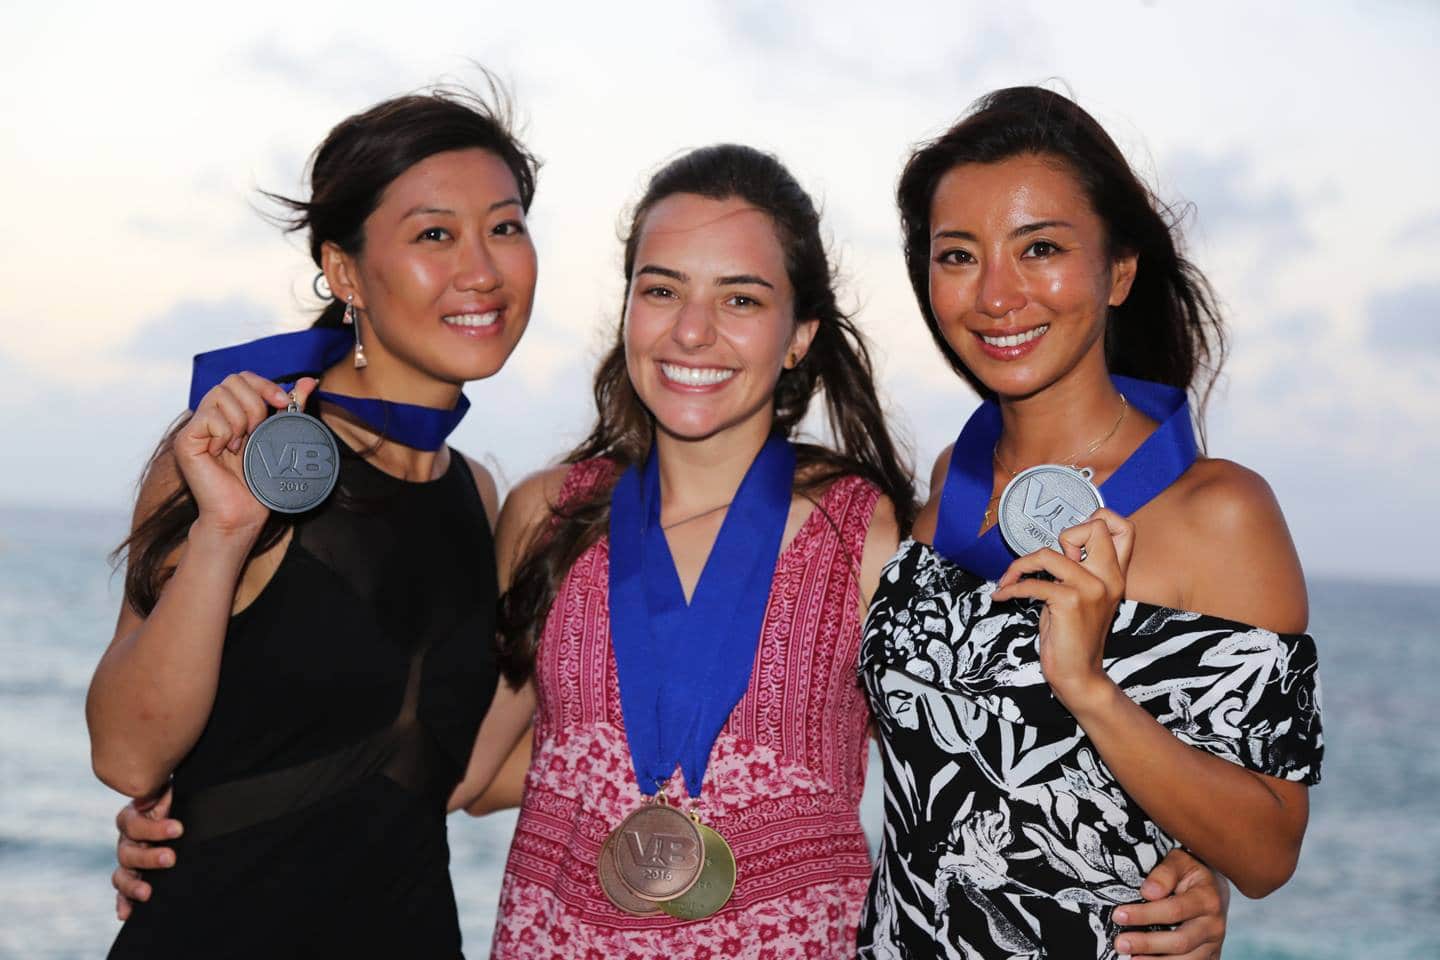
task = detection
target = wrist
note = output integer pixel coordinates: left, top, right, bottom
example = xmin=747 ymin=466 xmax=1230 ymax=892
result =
xmin=187 ymin=516 xmax=265 ymax=555
xmin=1053 ymin=671 xmax=1123 ymax=720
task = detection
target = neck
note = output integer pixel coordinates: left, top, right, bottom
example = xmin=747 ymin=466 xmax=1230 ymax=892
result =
xmin=316 ymin=354 xmax=462 ymax=482
xmin=995 ymin=357 xmax=1125 ymax=471
xmin=653 ymin=411 xmax=775 ymax=517
xmin=319 ymin=346 xmax=464 ymax=412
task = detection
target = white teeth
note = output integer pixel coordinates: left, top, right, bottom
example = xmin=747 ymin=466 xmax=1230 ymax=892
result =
xmin=660 ymin=362 xmax=736 ymax=386
xmin=443 ymin=311 xmax=499 ymax=327
xmin=981 ymin=324 xmax=1048 ymax=347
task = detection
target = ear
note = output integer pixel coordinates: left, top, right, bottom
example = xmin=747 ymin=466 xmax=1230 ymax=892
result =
xmin=1107 ymin=250 xmax=1139 ymax=307
xmin=786 ymin=317 xmax=821 ymax=368
xmin=321 ymin=241 xmax=365 ymax=308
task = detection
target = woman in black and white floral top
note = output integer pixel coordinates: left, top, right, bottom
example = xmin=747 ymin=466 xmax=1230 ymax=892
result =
xmin=858 ymin=87 xmax=1322 ymax=959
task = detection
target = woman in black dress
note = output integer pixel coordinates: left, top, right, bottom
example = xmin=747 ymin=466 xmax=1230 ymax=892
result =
xmin=858 ymin=87 xmax=1322 ymax=958
xmin=86 ymin=86 xmax=540 ymax=958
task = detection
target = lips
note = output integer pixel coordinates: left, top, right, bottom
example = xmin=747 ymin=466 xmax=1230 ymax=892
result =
xmin=658 ymin=361 xmax=736 ymax=387
xmin=442 ymin=311 xmax=499 ymax=328
xmin=979 ymin=324 xmax=1048 ymax=347
xmin=973 ymin=323 xmax=1048 ymax=361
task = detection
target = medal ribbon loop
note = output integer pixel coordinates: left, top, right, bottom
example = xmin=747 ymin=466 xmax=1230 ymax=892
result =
xmin=189 ymin=329 xmax=470 ymax=452
xmin=608 ymin=433 xmax=796 ymax=797
xmin=934 ymin=375 xmax=1198 ymax=581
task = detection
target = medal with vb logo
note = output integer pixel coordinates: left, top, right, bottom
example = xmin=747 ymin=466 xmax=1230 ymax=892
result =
xmin=603 ymin=435 xmax=794 ymax=919
xmin=242 ymin=398 xmax=340 ymax=514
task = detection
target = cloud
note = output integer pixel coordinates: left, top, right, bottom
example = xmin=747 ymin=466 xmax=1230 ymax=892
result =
xmin=122 ymin=296 xmax=281 ymax=365
xmin=1368 ymin=283 xmax=1440 ymax=355
xmin=1394 ymin=209 xmax=1440 ymax=245
xmin=1164 ymin=149 xmax=1312 ymax=248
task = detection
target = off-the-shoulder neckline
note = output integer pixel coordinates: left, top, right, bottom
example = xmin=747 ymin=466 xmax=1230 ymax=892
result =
xmin=891 ymin=537 xmax=1311 ymax=641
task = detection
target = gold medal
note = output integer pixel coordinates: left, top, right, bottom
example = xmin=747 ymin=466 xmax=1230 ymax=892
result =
xmin=598 ymin=832 xmax=662 ymax=915
xmin=659 ymin=820 xmax=735 ymax=921
xmin=609 ymin=803 xmax=704 ymax=902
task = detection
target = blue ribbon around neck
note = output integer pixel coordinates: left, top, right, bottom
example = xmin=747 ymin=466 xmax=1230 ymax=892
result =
xmin=189 ymin=328 xmax=470 ymax=452
xmin=933 ymin=375 xmax=1198 ymax=582
xmin=607 ymin=433 xmax=796 ymax=797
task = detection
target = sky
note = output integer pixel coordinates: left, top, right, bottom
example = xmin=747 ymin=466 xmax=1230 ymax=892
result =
xmin=1 ymin=0 xmax=1437 ymax=582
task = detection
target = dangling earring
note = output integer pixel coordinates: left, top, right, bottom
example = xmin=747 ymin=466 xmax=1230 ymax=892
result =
xmin=345 ymin=295 xmax=367 ymax=369
xmin=785 ymin=350 xmax=798 ymax=370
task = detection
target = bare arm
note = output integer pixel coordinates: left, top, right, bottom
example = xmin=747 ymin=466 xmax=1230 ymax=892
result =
xmin=994 ymin=469 xmax=1311 ymax=898
xmin=445 ymin=463 xmax=571 ymax=814
xmin=86 ymin=375 xmax=311 ymax=798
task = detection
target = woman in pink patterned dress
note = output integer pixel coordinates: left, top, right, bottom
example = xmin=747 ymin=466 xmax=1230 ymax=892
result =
xmin=474 ymin=144 xmax=913 ymax=958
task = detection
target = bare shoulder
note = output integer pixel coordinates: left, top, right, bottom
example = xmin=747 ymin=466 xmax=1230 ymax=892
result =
xmin=459 ymin=454 xmax=501 ymax=527
xmin=1168 ymin=458 xmax=1308 ymax=633
xmin=912 ymin=443 xmax=954 ymax=546
xmin=493 ymin=464 xmax=574 ymax=584
xmin=859 ymin=494 xmax=902 ymax=606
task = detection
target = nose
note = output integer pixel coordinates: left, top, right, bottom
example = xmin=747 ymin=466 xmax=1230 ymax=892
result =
xmin=974 ymin=257 xmax=1025 ymax=319
xmin=671 ymin=300 xmax=716 ymax=350
xmin=456 ymin=237 xmax=501 ymax=292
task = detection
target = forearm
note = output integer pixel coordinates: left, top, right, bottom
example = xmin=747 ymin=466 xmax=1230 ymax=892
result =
xmin=87 ymin=522 xmax=256 ymax=797
xmin=446 ymin=679 xmax=536 ymax=813
xmin=1067 ymin=680 xmax=1306 ymax=898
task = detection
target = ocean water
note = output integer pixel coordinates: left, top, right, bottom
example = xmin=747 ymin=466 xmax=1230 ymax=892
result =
xmin=1 ymin=505 xmax=1436 ymax=959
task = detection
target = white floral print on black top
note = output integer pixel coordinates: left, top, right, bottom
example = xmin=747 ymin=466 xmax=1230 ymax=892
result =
xmin=857 ymin=539 xmax=1322 ymax=959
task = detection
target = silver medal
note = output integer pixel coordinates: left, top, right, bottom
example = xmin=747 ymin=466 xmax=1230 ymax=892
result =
xmin=242 ymin=400 xmax=339 ymax=514
xmin=996 ymin=464 xmax=1104 ymax=556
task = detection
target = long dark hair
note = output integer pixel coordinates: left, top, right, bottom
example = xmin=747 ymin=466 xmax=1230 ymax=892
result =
xmin=116 ymin=80 xmax=541 ymax=616
xmin=897 ymin=86 xmax=1226 ymax=413
xmin=497 ymin=144 xmax=915 ymax=685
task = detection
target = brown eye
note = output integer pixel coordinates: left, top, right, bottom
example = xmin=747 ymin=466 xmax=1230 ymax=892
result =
xmin=935 ymin=248 xmax=975 ymax=266
xmin=417 ymin=227 xmax=450 ymax=242
xmin=1025 ymin=240 xmax=1061 ymax=258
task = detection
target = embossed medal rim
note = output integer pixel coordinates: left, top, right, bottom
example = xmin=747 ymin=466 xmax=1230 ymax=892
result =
xmin=996 ymin=463 xmax=1105 ymax=556
xmin=609 ymin=804 xmax=704 ymax=902
xmin=658 ymin=821 xmax=736 ymax=921
xmin=597 ymin=832 xmax=662 ymax=915
xmin=242 ymin=410 xmax=341 ymax=515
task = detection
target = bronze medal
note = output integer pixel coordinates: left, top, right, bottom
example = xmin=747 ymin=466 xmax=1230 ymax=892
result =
xmin=610 ymin=803 xmax=704 ymax=902
xmin=598 ymin=832 xmax=661 ymax=915
xmin=659 ymin=821 xmax=735 ymax=921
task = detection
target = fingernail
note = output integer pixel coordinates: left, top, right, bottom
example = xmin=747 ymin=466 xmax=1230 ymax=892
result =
xmin=1114 ymin=908 xmax=1129 ymax=924
xmin=1115 ymin=937 xmax=1131 ymax=953
xmin=159 ymin=851 xmax=175 ymax=867
xmin=1142 ymin=880 xmax=1162 ymax=897
xmin=167 ymin=823 xmax=182 ymax=838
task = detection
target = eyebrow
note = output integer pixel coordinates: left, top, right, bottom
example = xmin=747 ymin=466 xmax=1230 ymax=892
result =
xmin=635 ymin=265 xmax=775 ymax=290
xmin=401 ymin=197 xmax=522 ymax=219
xmin=933 ymin=219 xmax=1075 ymax=242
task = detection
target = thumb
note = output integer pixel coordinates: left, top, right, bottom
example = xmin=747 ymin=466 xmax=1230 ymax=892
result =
xmin=148 ymin=785 xmax=175 ymax=820
xmin=291 ymin=377 xmax=321 ymax=409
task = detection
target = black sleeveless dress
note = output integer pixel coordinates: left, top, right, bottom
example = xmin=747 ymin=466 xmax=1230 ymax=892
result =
xmin=857 ymin=539 xmax=1323 ymax=959
xmin=109 ymin=432 xmax=499 ymax=959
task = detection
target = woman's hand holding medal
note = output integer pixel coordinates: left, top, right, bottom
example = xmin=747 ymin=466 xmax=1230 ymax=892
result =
xmin=991 ymin=508 xmax=1135 ymax=713
xmin=176 ymin=374 xmax=318 ymax=536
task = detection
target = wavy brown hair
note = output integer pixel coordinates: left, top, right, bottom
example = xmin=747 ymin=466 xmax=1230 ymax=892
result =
xmin=497 ymin=144 xmax=916 ymax=685
xmin=116 ymin=79 xmax=541 ymax=615
xmin=897 ymin=86 xmax=1227 ymax=417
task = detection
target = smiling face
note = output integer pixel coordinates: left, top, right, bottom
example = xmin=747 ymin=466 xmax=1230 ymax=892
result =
xmin=927 ymin=154 xmax=1136 ymax=400
xmin=623 ymin=193 xmax=817 ymax=444
xmin=324 ymin=147 xmax=537 ymax=393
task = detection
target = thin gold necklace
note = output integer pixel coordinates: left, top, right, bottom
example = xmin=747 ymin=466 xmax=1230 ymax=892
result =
xmin=982 ymin=394 xmax=1128 ymax=528
xmin=661 ymin=501 xmax=732 ymax=531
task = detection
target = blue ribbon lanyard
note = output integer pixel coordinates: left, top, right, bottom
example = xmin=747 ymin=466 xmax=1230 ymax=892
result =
xmin=189 ymin=328 xmax=470 ymax=452
xmin=608 ymin=434 xmax=796 ymax=797
xmin=933 ymin=375 xmax=1198 ymax=582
